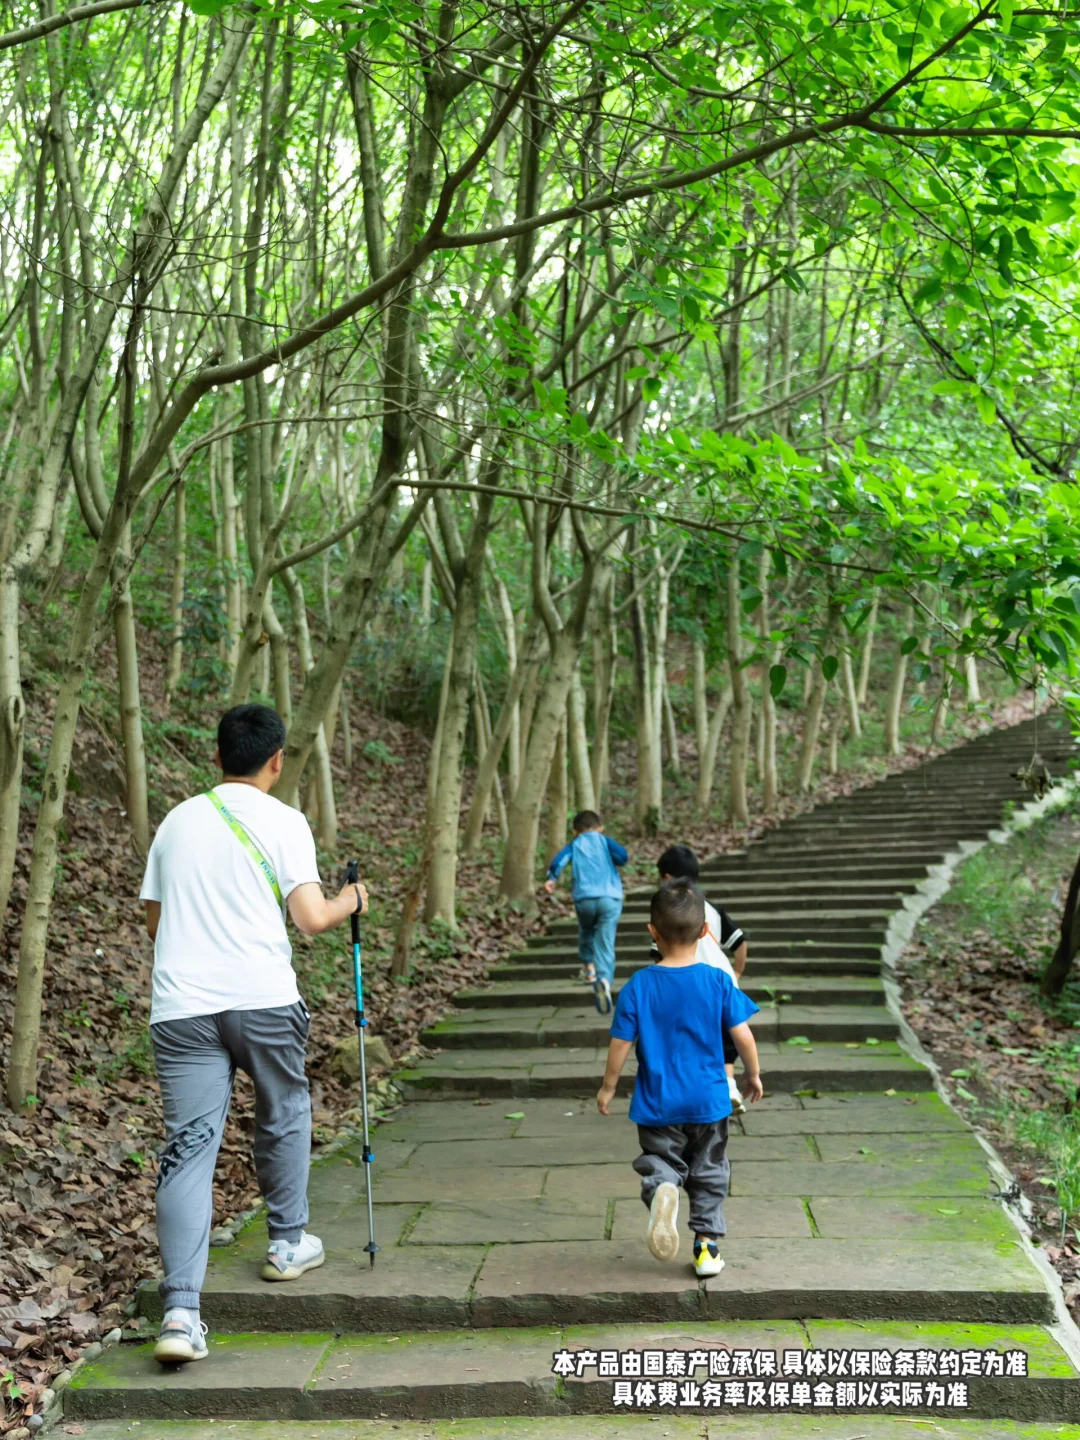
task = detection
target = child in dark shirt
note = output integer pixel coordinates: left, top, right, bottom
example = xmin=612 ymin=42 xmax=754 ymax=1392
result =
xmin=597 ymin=879 xmax=763 ymax=1278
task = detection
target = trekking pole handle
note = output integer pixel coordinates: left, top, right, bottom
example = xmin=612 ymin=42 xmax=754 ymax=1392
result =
xmin=342 ymin=859 xmax=365 ymax=1021
xmin=343 ymin=859 xmax=361 ymax=945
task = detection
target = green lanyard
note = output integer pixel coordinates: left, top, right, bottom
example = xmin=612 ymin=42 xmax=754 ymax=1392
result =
xmin=206 ymin=789 xmax=285 ymax=911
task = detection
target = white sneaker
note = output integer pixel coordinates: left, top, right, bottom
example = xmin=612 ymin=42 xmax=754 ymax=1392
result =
xmin=154 ymin=1308 xmax=209 ymax=1364
xmin=261 ymin=1231 xmax=326 ymax=1281
xmin=594 ymin=977 xmax=613 ymax=1015
xmin=647 ymin=1182 xmax=680 ymax=1262
xmin=693 ymin=1238 xmax=725 ymax=1279
xmin=728 ymin=1073 xmax=747 ymax=1116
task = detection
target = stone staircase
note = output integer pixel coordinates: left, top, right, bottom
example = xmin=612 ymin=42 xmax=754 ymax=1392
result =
xmin=65 ymin=713 xmax=1080 ymax=1435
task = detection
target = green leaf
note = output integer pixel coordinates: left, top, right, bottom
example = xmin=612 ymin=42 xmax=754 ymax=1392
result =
xmin=937 ymin=1207 xmax=960 ymax=1216
xmin=769 ymin=663 xmax=787 ymax=699
xmin=682 ymin=295 xmax=701 ymax=324
xmin=950 ymin=1068 xmax=970 ymax=1079
xmin=187 ymin=0 xmax=231 ymax=14
xmin=821 ymin=655 xmax=839 ymax=681
xmin=641 ymin=376 xmax=662 ymax=401
xmin=976 ymin=393 xmax=996 ymax=426
xmin=504 ymin=1111 xmax=525 ymax=1120
xmin=864 ymin=1036 xmax=881 ymax=1046
xmin=998 ymin=0 xmax=1014 ymax=32
xmin=787 ymin=1035 xmax=811 ymax=1046
xmin=368 ymin=17 xmax=392 ymax=43
xmin=955 ymin=1086 xmax=976 ymax=1102
xmin=912 ymin=276 xmax=943 ymax=306
xmin=900 ymin=635 xmax=919 ymax=655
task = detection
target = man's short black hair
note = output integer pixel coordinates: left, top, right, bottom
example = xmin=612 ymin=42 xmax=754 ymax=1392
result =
xmin=657 ymin=844 xmax=699 ymax=880
xmin=218 ymin=704 xmax=286 ymax=777
xmin=573 ymin=809 xmax=602 ymax=832
xmin=650 ymin=878 xmax=706 ymax=946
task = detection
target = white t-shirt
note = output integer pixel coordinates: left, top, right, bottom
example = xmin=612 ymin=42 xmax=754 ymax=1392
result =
xmin=697 ymin=900 xmax=740 ymax=987
xmin=140 ymin=783 xmax=322 ymax=1024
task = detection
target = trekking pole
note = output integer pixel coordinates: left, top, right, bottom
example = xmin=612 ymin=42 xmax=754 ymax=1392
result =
xmin=344 ymin=859 xmax=378 ymax=1268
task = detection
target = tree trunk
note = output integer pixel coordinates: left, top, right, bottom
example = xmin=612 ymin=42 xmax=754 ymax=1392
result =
xmin=8 ymin=443 xmax=145 ymax=1106
xmin=165 ymin=479 xmax=186 ymax=699
xmin=0 ymin=572 xmax=25 ymax=918
xmin=930 ymin=678 xmax=950 ymax=746
xmin=726 ymin=550 xmax=751 ymax=824
xmin=341 ymin=685 xmax=353 ymax=770
xmin=280 ymin=566 xmax=336 ymax=850
xmin=218 ymin=433 xmax=243 ymax=668
xmin=797 ymin=655 xmax=829 ymax=792
xmin=591 ymin=573 xmax=617 ymax=803
xmin=424 ymin=490 xmax=496 ymax=925
xmin=826 ymin=691 xmax=840 ymax=774
xmin=961 ymin=607 xmax=981 ymax=702
xmin=113 ymin=538 xmax=150 ymax=856
xmin=545 ymin=712 xmax=569 ymax=861
xmin=884 ymin=604 xmax=914 ymax=756
xmin=567 ymin=666 xmax=595 ymax=812
xmin=756 ymin=550 xmax=777 ymax=811
xmin=1041 ymin=850 xmax=1080 ymax=997
xmin=662 ymin=680 xmax=681 ymax=780
xmin=420 ymin=558 xmax=432 ymax=623
xmin=461 ymin=619 xmax=543 ymax=857
xmin=696 ymin=681 xmax=734 ymax=814
xmin=841 ymin=647 xmax=862 ymax=739
xmin=857 ymin=592 xmax=878 ymax=706
xmin=692 ymin=635 xmax=709 ymax=766
xmin=266 ymin=594 xmax=292 ymax=726
xmin=499 ymin=627 xmax=586 ymax=911
xmin=493 ymin=574 xmax=521 ymax=796
xmin=630 ymin=582 xmax=661 ymax=835
xmin=472 ymin=672 xmax=508 ymax=841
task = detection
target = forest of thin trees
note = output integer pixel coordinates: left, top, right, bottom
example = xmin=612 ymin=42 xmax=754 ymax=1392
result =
xmin=3 ymin=0 xmax=1080 ymax=1107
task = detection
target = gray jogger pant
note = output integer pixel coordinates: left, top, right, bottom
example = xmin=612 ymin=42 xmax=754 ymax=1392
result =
xmin=633 ymin=1120 xmax=730 ymax=1237
xmin=150 ymin=1002 xmax=312 ymax=1312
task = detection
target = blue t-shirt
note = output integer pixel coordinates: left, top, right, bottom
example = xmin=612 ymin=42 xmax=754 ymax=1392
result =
xmin=610 ymin=963 xmax=759 ymax=1126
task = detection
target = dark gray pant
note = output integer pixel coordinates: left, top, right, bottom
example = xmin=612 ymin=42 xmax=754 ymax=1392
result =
xmin=151 ymin=1002 xmax=312 ymax=1312
xmin=634 ymin=1120 xmax=730 ymax=1238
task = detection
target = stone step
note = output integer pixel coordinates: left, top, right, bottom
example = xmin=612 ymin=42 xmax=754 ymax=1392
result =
xmin=456 ymin=974 xmax=888 ymax=1009
xmin=397 ymin=1042 xmax=929 ymax=1098
xmin=606 ymin=892 xmax=908 ymax=914
xmin=128 ymin=1227 xmax=1048 ymax=1334
xmin=544 ymin=910 xmax=893 ymax=933
xmin=699 ymin=860 xmax=938 ymax=882
xmin=421 ymin=1004 xmax=898 ymax=1050
xmin=497 ymin=953 xmax=883 ymax=982
xmin=703 ymin=849 xmax=951 ymax=871
xmin=774 ymin=824 xmax=995 ymax=843
xmin=542 ymin=927 xmax=890 ymax=950
xmin=68 ymin=1317 xmax=1078 ymax=1422
xmin=61 ymin=1420 xmax=1080 ymax=1439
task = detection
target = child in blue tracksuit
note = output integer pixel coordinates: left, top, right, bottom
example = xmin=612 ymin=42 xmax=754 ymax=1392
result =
xmin=544 ymin=809 xmax=628 ymax=1015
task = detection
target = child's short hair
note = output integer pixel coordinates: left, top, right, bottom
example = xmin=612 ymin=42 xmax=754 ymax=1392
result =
xmin=650 ymin=878 xmax=706 ymax=946
xmin=657 ymin=844 xmax=699 ymax=880
xmin=573 ymin=809 xmax=602 ymax=832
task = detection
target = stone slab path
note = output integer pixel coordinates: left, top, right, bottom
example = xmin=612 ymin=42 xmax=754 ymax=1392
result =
xmin=70 ymin=714 xmax=1080 ymax=1434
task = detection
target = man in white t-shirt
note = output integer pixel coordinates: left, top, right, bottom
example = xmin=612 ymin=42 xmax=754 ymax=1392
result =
xmin=140 ymin=704 xmax=367 ymax=1366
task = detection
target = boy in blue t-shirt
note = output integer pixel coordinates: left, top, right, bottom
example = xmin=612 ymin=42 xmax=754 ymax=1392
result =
xmin=597 ymin=878 xmax=763 ymax=1278
xmin=544 ymin=809 xmax=628 ymax=1015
